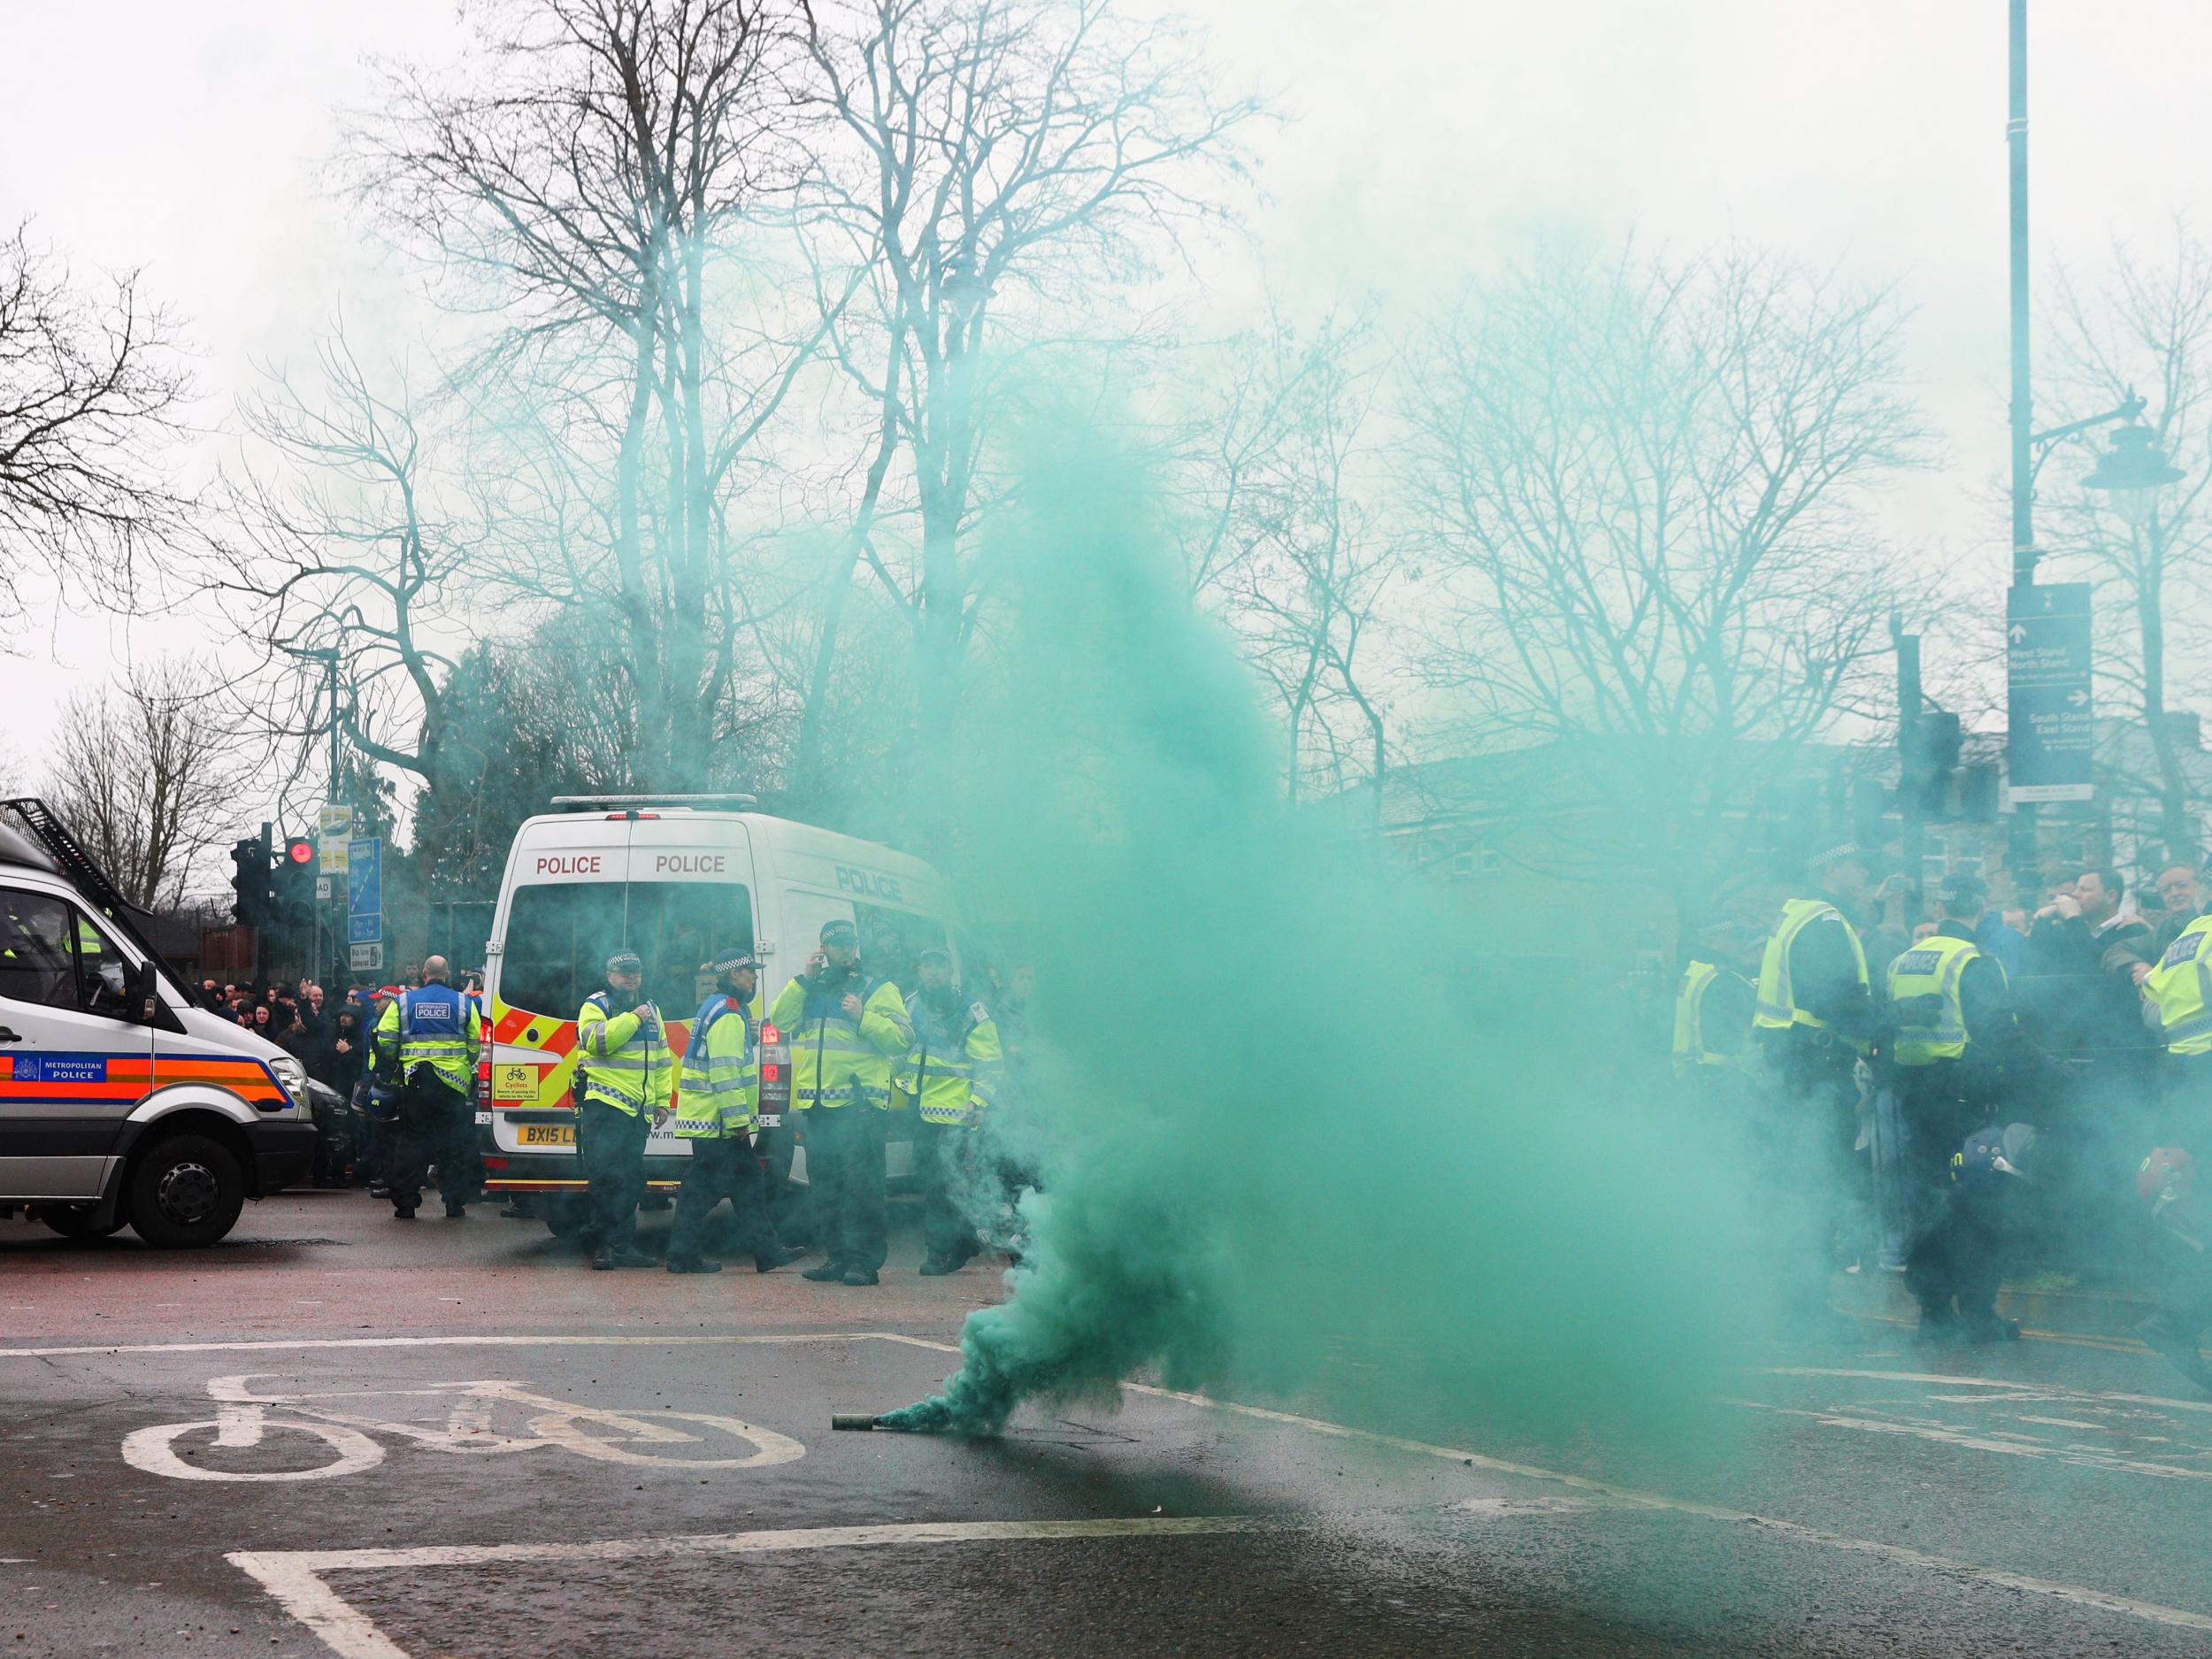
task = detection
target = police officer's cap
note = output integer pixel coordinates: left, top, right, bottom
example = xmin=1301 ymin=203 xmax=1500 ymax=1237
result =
xmin=1936 ymin=871 xmax=1988 ymax=909
xmin=605 ymin=949 xmax=644 ymax=974
xmin=917 ymin=947 xmax=951 ymax=970
xmin=710 ymin=946 xmax=760 ymax=974
xmin=1808 ymin=838 xmax=1870 ymax=875
xmin=818 ymin=918 xmax=858 ymax=946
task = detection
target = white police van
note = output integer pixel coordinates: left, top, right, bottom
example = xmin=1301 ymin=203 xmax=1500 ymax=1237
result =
xmin=0 ymin=801 xmax=319 ymax=1247
xmin=476 ymin=796 xmax=959 ymax=1237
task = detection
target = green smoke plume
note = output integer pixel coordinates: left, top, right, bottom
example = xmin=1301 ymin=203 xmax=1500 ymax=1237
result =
xmin=879 ymin=421 xmax=1765 ymax=1445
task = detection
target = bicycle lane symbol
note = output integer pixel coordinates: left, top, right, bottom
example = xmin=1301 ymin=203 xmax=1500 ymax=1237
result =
xmin=121 ymin=1374 xmax=808 ymax=1483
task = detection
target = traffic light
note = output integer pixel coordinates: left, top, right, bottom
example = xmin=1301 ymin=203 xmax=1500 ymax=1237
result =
xmin=273 ymin=834 xmax=318 ymax=927
xmin=230 ymin=832 xmax=272 ymax=927
xmin=1900 ymin=709 xmax=1962 ymax=818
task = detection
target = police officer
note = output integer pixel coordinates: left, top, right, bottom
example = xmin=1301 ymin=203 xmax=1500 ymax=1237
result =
xmin=1885 ymin=872 xmax=2028 ymax=1235
xmin=666 ymin=949 xmax=805 ymax=1275
xmin=577 ymin=949 xmax=674 ymax=1271
xmin=770 ymin=918 xmax=913 ymax=1286
xmin=372 ymin=955 xmax=482 ymax=1221
xmin=895 ymin=948 xmax=1004 ymax=1275
xmin=2146 ymin=902 xmax=2212 ymax=1140
xmin=2137 ymin=906 xmax=2212 ymax=1385
xmin=1671 ymin=922 xmax=1758 ymax=1085
xmin=1754 ymin=844 xmax=1886 ymax=1333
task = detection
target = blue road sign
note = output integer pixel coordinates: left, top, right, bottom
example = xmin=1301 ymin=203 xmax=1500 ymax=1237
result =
xmin=2007 ymin=582 xmax=2093 ymax=803
xmin=347 ymin=837 xmax=382 ymax=945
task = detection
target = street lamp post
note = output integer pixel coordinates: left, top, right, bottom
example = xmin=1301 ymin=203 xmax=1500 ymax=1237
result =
xmin=2001 ymin=2 xmax=2184 ymax=880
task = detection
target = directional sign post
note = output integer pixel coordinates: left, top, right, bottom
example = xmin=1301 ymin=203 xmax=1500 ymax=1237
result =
xmin=2007 ymin=581 xmax=2094 ymax=804
xmin=347 ymin=836 xmax=383 ymax=949
xmin=317 ymin=806 xmax=354 ymax=875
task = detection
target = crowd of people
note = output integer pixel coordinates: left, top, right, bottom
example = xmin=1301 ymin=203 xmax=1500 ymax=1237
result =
xmin=1670 ymin=840 xmax=2212 ymax=1386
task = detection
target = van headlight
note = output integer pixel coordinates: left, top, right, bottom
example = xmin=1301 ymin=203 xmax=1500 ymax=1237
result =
xmin=271 ymin=1056 xmax=310 ymax=1111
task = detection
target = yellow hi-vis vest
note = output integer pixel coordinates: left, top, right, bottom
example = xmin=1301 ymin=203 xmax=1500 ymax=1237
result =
xmin=575 ymin=993 xmax=676 ymax=1118
xmin=2147 ymin=915 xmax=2212 ymax=1057
xmin=1886 ymin=933 xmax=1992 ymax=1066
xmin=674 ymin=991 xmax=760 ymax=1139
xmin=1755 ymin=899 xmax=1869 ymax=1033
xmin=1671 ymin=960 xmax=1747 ymax=1075
xmin=766 ymin=974 xmax=913 ymax=1110
xmin=894 ymin=993 xmax=1006 ymax=1124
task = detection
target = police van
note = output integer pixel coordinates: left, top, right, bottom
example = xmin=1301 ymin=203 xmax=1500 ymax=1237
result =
xmin=0 ymin=800 xmax=319 ymax=1247
xmin=476 ymin=796 xmax=958 ymax=1237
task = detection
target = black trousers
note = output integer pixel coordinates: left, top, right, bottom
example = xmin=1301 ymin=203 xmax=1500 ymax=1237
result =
xmin=803 ymin=1105 xmax=887 ymax=1271
xmin=391 ymin=1070 xmax=471 ymax=1208
xmin=916 ymin=1118 xmax=979 ymax=1263
xmin=669 ymin=1135 xmax=783 ymax=1264
xmin=580 ymin=1099 xmax=650 ymax=1248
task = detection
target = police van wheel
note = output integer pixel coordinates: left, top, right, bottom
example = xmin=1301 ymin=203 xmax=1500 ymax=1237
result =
xmin=36 ymin=1205 xmax=121 ymax=1240
xmin=127 ymin=1134 xmax=246 ymax=1248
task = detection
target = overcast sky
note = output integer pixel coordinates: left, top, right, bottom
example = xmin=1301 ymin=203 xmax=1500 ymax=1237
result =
xmin=4 ymin=0 xmax=2208 ymax=794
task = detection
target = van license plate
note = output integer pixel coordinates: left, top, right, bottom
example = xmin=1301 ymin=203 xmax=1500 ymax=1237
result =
xmin=518 ymin=1124 xmax=576 ymax=1146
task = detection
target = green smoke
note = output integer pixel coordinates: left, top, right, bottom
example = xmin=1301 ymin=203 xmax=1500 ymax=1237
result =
xmin=880 ymin=422 xmax=1764 ymax=1446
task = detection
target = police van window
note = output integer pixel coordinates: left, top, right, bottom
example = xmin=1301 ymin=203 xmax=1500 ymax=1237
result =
xmin=0 ymin=890 xmax=133 ymax=1018
xmin=501 ymin=882 xmax=755 ymax=1017
xmin=0 ymin=888 xmax=74 ymax=1008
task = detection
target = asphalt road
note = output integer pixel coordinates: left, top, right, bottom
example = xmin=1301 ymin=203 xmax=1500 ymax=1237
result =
xmin=4 ymin=1189 xmax=2212 ymax=1657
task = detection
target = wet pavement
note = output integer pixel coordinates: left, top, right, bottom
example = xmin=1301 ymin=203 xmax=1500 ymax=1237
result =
xmin=4 ymin=1190 xmax=2212 ymax=1656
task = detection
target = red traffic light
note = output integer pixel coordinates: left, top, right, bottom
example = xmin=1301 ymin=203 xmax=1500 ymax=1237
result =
xmin=285 ymin=836 xmax=316 ymax=864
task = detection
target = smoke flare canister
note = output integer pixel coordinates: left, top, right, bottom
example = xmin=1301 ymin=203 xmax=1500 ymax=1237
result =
xmin=830 ymin=1413 xmax=879 ymax=1431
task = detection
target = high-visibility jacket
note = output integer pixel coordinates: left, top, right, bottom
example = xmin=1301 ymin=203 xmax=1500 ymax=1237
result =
xmin=373 ymin=982 xmax=482 ymax=1093
xmin=674 ymin=990 xmax=760 ymax=1139
xmin=575 ymin=991 xmax=675 ymax=1118
xmin=1671 ymin=960 xmax=1748 ymax=1075
xmin=1755 ymin=899 xmax=1870 ymax=1034
xmin=767 ymin=971 xmax=912 ymax=1111
xmin=2147 ymin=915 xmax=2212 ymax=1057
xmin=1886 ymin=933 xmax=1993 ymax=1066
xmin=895 ymin=990 xmax=1005 ymax=1125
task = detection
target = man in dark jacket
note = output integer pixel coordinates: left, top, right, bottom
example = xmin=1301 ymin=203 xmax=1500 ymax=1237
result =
xmin=2022 ymin=865 xmax=2153 ymax=1074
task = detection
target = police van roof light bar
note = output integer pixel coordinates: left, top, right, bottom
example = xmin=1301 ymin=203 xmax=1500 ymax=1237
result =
xmin=550 ymin=793 xmax=759 ymax=813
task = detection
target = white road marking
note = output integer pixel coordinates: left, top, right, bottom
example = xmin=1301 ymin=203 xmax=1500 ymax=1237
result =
xmin=12 ymin=1332 xmax=2206 ymax=1638
xmin=231 ymin=1516 xmax=1278 ymax=1659
xmin=0 ymin=1333 xmax=890 ymax=1360
xmin=1769 ymin=1366 xmax=2212 ymax=1415
xmin=871 ymin=1339 xmax=2212 ymax=1635
xmin=1730 ymin=1398 xmax=2212 ymax=1481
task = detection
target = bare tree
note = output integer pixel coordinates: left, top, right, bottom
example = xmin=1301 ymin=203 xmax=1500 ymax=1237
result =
xmin=1182 ymin=305 xmax=1396 ymax=805
xmin=2044 ymin=228 xmax=2212 ymax=862
xmin=44 ymin=660 xmax=247 ymax=908
xmin=791 ymin=0 xmax=1258 ymax=794
xmin=349 ymin=0 xmax=828 ymax=787
xmin=0 ymin=222 xmax=192 ymax=627
xmin=1400 ymin=245 xmax=1932 ymax=912
xmin=215 ymin=324 xmax=467 ymax=795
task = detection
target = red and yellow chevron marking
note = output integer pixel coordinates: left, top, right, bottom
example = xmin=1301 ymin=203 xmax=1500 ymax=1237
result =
xmin=488 ymin=999 xmax=693 ymax=1110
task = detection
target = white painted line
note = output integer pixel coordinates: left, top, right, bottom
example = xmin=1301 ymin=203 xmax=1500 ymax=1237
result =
xmin=1767 ymin=1366 xmax=2212 ymax=1415
xmin=863 ymin=1340 xmax=2212 ymax=1634
xmin=232 ymin=1516 xmax=1277 ymax=1659
xmin=0 ymin=1333 xmax=893 ymax=1361
xmin=32 ymin=1330 xmax=2212 ymax=1637
xmin=1731 ymin=1399 xmax=2212 ymax=1482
